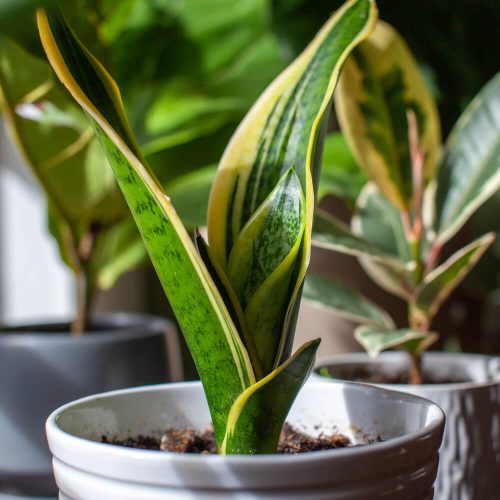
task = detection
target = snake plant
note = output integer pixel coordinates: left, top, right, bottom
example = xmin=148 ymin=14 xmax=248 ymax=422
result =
xmin=305 ymin=21 xmax=500 ymax=384
xmin=37 ymin=0 xmax=377 ymax=453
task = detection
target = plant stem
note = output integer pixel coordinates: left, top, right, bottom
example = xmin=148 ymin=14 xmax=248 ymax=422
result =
xmin=70 ymin=228 xmax=99 ymax=335
xmin=408 ymin=352 xmax=423 ymax=385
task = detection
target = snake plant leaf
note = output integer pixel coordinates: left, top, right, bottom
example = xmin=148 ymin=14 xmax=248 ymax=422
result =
xmin=434 ymin=72 xmax=500 ymax=246
xmin=313 ymin=209 xmax=404 ymax=268
xmin=221 ymin=338 xmax=320 ymax=454
xmin=304 ymin=273 xmax=395 ymax=329
xmin=317 ymin=132 xmax=367 ymax=204
xmin=335 ymin=21 xmax=441 ymax=209
xmin=227 ymin=168 xmax=305 ymax=373
xmin=355 ymin=326 xmax=438 ymax=358
xmin=414 ymin=232 xmax=496 ymax=322
xmin=208 ymin=0 xmax=378 ymax=372
xmin=351 ymin=183 xmax=411 ymax=298
xmin=37 ymin=8 xmax=255 ymax=444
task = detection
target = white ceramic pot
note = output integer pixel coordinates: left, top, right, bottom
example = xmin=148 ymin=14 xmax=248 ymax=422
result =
xmin=314 ymin=352 xmax=500 ymax=500
xmin=46 ymin=380 xmax=444 ymax=499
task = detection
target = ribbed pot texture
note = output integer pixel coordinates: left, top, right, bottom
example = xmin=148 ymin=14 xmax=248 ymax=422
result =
xmin=0 ymin=313 xmax=176 ymax=496
xmin=46 ymin=380 xmax=444 ymax=499
xmin=315 ymin=352 xmax=500 ymax=500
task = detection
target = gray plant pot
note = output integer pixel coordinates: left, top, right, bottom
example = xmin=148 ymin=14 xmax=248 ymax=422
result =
xmin=45 ymin=380 xmax=444 ymax=499
xmin=0 ymin=313 xmax=178 ymax=497
xmin=314 ymin=352 xmax=500 ymax=500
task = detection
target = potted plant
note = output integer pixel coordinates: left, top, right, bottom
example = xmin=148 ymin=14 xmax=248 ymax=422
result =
xmin=0 ymin=28 xmax=175 ymax=500
xmin=306 ymin=21 xmax=500 ymax=499
xmin=0 ymin=1 xmax=298 ymax=494
xmin=37 ymin=1 xmax=445 ymax=498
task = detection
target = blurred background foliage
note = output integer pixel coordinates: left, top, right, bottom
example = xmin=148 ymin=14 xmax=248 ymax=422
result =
xmin=0 ymin=0 xmax=499 ymax=346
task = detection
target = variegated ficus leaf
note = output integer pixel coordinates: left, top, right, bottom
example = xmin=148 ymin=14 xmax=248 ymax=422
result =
xmin=354 ymin=326 xmax=438 ymax=358
xmin=38 ymin=0 xmax=377 ymax=453
xmin=335 ymin=20 xmax=441 ymax=209
xmin=303 ymin=273 xmax=394 ymax=329
xmin=433 ymin=72 xmax=500 ymax=246
xmin=313 ymin=22 xmax=497 ymax=380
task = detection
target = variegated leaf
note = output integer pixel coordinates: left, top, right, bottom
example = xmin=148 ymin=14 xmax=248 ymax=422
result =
xmin=352 ymin=183 xmax=411 ymax=298
xmin=335 ymin=21 xmax=441 ymax=209
xmin=221 ymin=339 xmax=319 ymax=454
xmin=415 ymin=232 xmax=496 ymax=321
xmin=355 ymin=326 xmax=438 ymax=357
xmin=37 ymin=8 xmax=254 ymax=445
xmin=313 ymin=208 xmax=404 ymax=268
xmin=434 ymin=72 xmax=500 ymax=245
xmin=303 ymin=273 xmax=394 ymax=329
xmin=208 ymin=0 xmax=378 ymax=372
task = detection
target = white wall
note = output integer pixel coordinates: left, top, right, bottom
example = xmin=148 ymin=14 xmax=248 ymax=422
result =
xmin=0 ymin=122 xmax=74 ymax=325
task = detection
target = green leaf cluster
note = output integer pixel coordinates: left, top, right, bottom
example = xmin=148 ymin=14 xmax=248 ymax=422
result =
xmin=0 ymin=0 xmax=287 ymax=330
xmin=38 ymin=0 xmax=377 ymax=452
xmin=306 ymin=21 xmax=499 ymax=371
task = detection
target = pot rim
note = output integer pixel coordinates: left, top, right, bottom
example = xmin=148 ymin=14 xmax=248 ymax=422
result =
xmin=315 ymin=351 xmax=500 ymax=391
xmin=46 ymin=380 xmax=445 ymax=465
xmin=0 ymin=312 xmax=172 ymax=344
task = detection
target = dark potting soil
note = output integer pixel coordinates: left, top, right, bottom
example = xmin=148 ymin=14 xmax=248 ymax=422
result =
xmin=102 ymin=423 xmax=352 ymax=454
xmin=321 ymin=366 xmax=469 ymax=385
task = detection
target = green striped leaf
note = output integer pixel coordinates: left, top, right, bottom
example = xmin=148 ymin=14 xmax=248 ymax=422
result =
xmin=304 ymin=273 xmax=394 ymax=329
xmin=414 ymin=233 xmax=495 ymax=321
xmin=221 ymin=339 xmax=320 ymax=454
xmin=355 ymin=326 xmax=438 ymax=357
xmin=208 ymin=0 xmax=378 ymax=372
xmin=434 ymin=72 xmax=500 ymax=245
xmin=335 ymin=21 xmax=441 ymax=209
xmin=37 ymin=8 xmax=254 ymax=445
xmin=313 ymin=208 xmax=404 ymax=268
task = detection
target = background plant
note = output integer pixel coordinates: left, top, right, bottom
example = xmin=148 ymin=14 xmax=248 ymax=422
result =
xmin=38 ymin=0 xmax=377 ymax=452
xmin=0 ymin=0 xmax=290 ymax=332
xmin=304 ymin=20 xmax=500 ymax=383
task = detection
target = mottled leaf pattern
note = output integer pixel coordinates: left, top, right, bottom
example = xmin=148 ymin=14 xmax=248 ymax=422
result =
xmin=335 ymin=21 xmax=441 ymax=208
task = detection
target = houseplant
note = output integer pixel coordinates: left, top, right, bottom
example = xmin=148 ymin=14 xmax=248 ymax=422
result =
xmin=39 ymin=0 xmax=444 ymax=497
xmin=0 ymin=2 xmax=296 ymax=495
xmin=0 ymin=28 xmax=171 ymax=500
xmin=307 ymin=20 xmax=500 ymax=499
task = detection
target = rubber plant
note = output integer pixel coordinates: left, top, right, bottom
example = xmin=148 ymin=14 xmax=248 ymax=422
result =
xmin=305 ymin=20 xmax=500 ymax=384
xmin=37 ymin=0 xmax=377 ymax=453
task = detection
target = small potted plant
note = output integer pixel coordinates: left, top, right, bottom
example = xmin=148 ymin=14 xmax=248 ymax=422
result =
xmin=306 ymin=20 xmax=500 ymax=499
xmin=37 ymin=1 xmax=446 ymax=498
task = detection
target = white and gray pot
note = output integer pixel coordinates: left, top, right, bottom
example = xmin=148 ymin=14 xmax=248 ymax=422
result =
xmin=0 ymin=313 xmax=178 ymax=497
xmin=46 ymin=380 xmax=444 ymax=499
xmin=314 ymin=352 xmax=500 ymax=500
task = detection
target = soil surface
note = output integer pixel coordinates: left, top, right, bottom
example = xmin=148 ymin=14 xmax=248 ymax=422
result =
xmin=321 ymin=366 xmax=469 ymax=385
xmin=102 ymin=423 xmax=352 ymax=454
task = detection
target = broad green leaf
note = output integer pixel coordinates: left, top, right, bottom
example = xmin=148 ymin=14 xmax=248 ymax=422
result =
xmin=352 ymin=183 xmax=411 ymax=298
xmin=0 ymin=35 xmax=129 ymax=276
xmin=221 ymin=339 xmax=320 ymax=454
xmin=317 ymin=132 xmax=367 ymax=204
xmin=208 ymin=0 xmax=378 ymax=370
xmin=415 ymin=232 xmax=496 ymax=321
xmin=313 ymin=208 xmax=404 ymax=268
xmin=335 ymin=21 xmax=441 ymax=209
xmin=434 ymin=72 xmax=500 ymax=245
xmin=91 ymin=218 xmax=147 ymax=290
xmin=38 ymin=9 xmax=254 ymax=445
xmin=303 ymin=273 xmax=394 ymax=329
xmin=354 ymin=326 xmax=438 ymax=357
